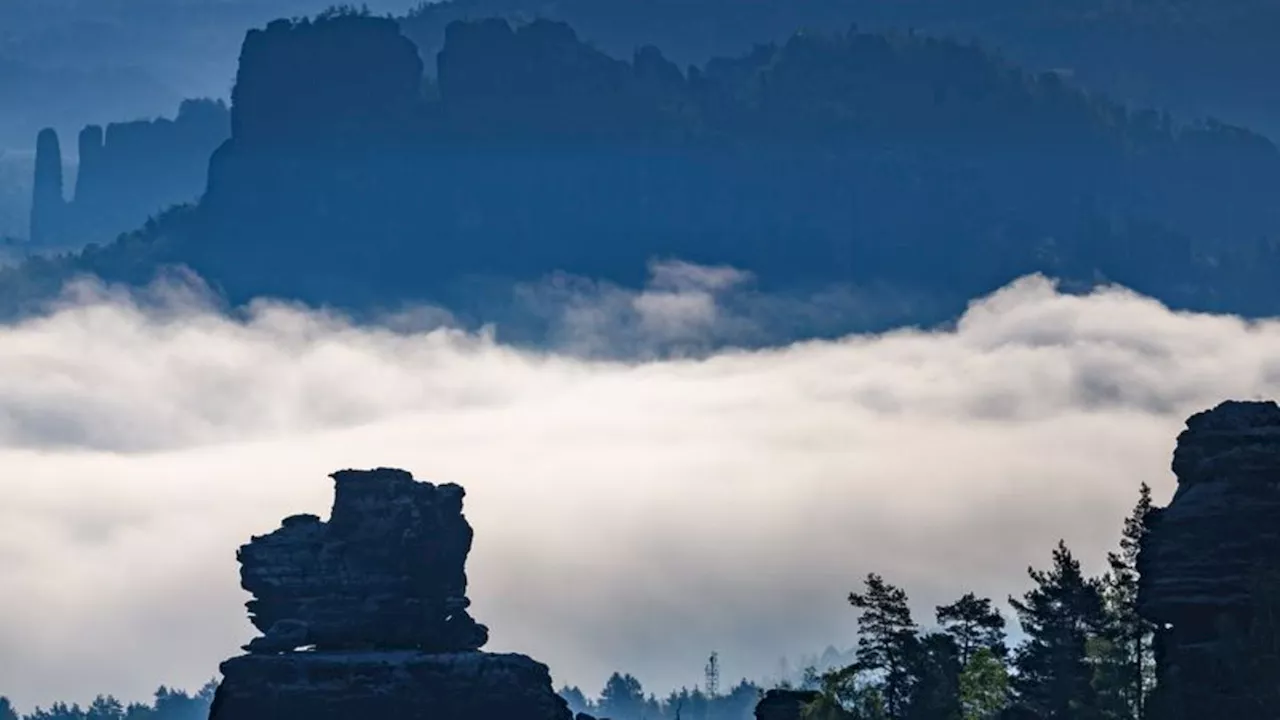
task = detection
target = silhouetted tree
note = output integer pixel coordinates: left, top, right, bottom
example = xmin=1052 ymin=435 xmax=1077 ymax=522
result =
xmin=905 ymin=633 xmax=963 ymax=720
xmin=662 ymin=687 xmax=706 ymax=719
xmin=599 ymin=673 xmax=648 ymax=719
xmin=848 ymin=573 xmax=920 ymax=720
xmin=937 ymin=594 xmax=1008 ymax=666
xmin=85 ymin=697 xmax=124 ymax=720
xmin=717 ymin=680 xmax=764 ymax=719
xmin=26 ymin=703 xmax=85 ymax=720
xmin=807 ymin=666 xmax=886 ymax=720
xmin=1009 ymin=541 xmax=1108 ymax=720
xmin=1100 ymin=484 xmax=1155 ymax=720
xmin=559 ymin=685 xmax=592 ymax=715
xmin=0 ymin=698 xmax=17 ymax=720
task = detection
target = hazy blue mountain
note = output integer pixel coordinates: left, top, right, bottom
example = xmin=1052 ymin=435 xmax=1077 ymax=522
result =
xmin=0 ymin=0 xmax=410 ymax=150
xmin=4 ymin=11 xmax=1279 ymax=339
xmin=402 ymin=0 xmax=1280 ymax=138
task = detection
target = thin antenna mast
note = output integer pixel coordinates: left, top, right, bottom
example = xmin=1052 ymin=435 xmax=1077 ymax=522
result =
xmin=704 ymin=651 xmax=720 ymax=698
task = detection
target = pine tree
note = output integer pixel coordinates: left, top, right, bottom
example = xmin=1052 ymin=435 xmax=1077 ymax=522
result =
xmin=1101 ymin=483 xmax=1155 ymax=720
xmin=598 ymin=672 xmax=647 ymax=719
xmin=848 ymin=573 xmax=920 ymax=720
xmin=905 ymin=633 xmax=963 ymax=720
xmin=0 ymin=698 xmax=16 ymax=720
xmin=558 ymin=685 xmax=592 ymax=716
xmin=1009 ymin=541 xmax=1108 ymax=720
xmin=958 ymin=648 xmax=1010 ymax=720
xmin=85 ymin=697 xmax=124 ymax=720
xmin=811 ymin=663 xmax=889 ymax=720
xmin=937 ymin=594 xmax=1009 ymax=666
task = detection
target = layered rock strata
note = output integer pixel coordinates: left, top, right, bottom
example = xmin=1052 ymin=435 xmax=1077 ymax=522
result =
xmin=209 ymin=467 xmax=571 ymax=720
xmin=237 ymin=468 xmax=487 ymax=653
xmin=28 ymin=99 xmax=228 ymax=248
xmin=1137 ymin=400 xmax=1280 ymax=719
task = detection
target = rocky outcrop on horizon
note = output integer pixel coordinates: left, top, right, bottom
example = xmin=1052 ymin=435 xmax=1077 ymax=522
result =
xmin=398 ymin=0 xmax=1280 ymax=140
xmin=237 ymin=468 xmax=487 ymax=653
xmin=208 ymin=467 xmax=572 ymax=720
xmin=1138 ymin=400 xmax=1280 ymax=719
xmin=753 ymin=689 xmax=821 ymax=720
xmin=29 ymin=128 xmax=64 ymax=246
xmin=28 ymin=99 xmax=228 ymax=249
xmin=10 ymin=10 xmax=1280 ymax=330
xmin=228 ymin=14 xmax=423 ymax=150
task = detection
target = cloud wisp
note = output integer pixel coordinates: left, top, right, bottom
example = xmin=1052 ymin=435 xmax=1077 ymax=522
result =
xmin=0 ymin=269 xmax=1276 ymax=710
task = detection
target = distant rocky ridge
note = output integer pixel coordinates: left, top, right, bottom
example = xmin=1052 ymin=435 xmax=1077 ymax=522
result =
xmin=398 ymin=0 xmax=1280 ymax=138
xmin=1138 ymin=400 xmax=1280 ymax=719
xmin=753 ymin=689 xmax=821 ymax=720
xmin=7 ymin=11 xmax=1280 ymax=330
xmin=209 ymin=467 xmax=573 ymax=720
xmin=29 ymin=99 xmax=228 ymax=249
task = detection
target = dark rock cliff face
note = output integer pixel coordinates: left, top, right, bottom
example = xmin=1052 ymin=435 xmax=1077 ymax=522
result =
xmin=28 ymin=99 xmax=228 ymax=249
xmin=209 ymin=467 xmax=571 ymax=720
xmin=1137 ymin=400 xmax=1280 ymax=720
xmin=214 ymin=651 xmax=571 ymax=720
xmin=237 ymin=468 xmax=487 ymax=653
xmin=399 ymin=0 xmax=1280 ymax=139
xmin=226 ymin=14 xmax=423 ymax=150
xmin=29 ymin=127 xmax=64 ymax=245
xmin=199 ymin=13 xmax=429 ymax=307
xmin=13 ymin=12 xmax=1280 ymax=328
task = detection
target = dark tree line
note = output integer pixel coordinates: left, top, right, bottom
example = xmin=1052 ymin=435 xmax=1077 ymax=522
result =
xmin=801 ymin=484 xmax=1157 ymax=720
xmin=398 ymin=0 xmax=1280 ymax=138
xmin=0 ymin=683 xmax=216 ymax=720
xmin=560 ymin=672 xmax=762 ymax=720
xmin=555 ymin=485 xmax=1159 ymax=720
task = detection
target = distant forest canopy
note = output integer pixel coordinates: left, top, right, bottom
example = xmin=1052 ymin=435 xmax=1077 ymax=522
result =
xmin=400 ymin=0 xmax=1280 ymax=138
xmin=0 ymin=683 xmax=216 ymax=720
xmin=4 ymin=9 xmax=1280 ymax=333
xmin=4 ymin=0 xmax=1280 ymax=152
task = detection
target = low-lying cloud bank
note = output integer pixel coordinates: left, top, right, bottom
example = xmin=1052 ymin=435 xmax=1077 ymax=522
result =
xmin=0 ymin=267 xmax=1276 ymax=710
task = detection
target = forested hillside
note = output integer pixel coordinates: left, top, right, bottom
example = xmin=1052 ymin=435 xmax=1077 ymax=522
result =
xmin=4 ymin=10 xmax=1280 ymax=335
xmin=401 ymin=0 xmax=1280 ymax=136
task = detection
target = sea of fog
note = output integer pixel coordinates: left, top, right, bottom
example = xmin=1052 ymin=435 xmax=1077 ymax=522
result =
xmin=1 ymin=265 xmax=1275 ymax=710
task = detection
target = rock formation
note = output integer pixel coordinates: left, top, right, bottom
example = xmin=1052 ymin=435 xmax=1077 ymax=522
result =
xmin=29 ymin=127 xmax=64 ymax=245
xmin=1137 ymin=400 xmax=1280 ymax=720
xmin=227 ymin=14 xmax=423 ymax=149
xmin=209 ymin=467 xmax=572 ymax=720
xmin=753 ymin=689 xmax=820 ymax=720
xmin=28 ymin=98 xmax=228 ymax=248
xmin=16 ymin=10 xmax=1280 ymax=329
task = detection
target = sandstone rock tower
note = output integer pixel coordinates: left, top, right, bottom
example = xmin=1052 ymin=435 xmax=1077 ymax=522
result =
xmin=30 ymin=128 xmax=65 ymax=245
xmin=1138 ymin=400 xmax=1280 ymax=720
xmin=209 ymin=468 xmax=572 ymax=720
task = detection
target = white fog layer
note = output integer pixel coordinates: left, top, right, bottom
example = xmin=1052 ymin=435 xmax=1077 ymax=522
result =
xmin=0 ymin=271 xmax=1274 ymax=710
